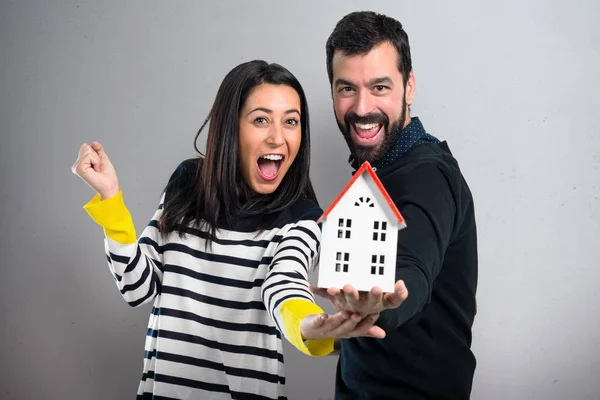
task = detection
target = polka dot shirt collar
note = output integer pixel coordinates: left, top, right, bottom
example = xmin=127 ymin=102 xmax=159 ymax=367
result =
xmin=349 ymin=117 xmax=440 ymax=172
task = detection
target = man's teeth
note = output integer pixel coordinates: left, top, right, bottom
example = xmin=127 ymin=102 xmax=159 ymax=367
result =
xmin=260 ymin=154 xmax=283 ymax=161
xmin=355 ymin=123 xmax=379 ymax=130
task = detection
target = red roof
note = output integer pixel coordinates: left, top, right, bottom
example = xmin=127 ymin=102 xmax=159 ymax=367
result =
xmin=318 ymin=161 xmax=405 ymax=225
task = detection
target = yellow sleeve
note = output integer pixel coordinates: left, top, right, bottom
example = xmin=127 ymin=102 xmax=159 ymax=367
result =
xmin=82 ymin=190 xmax=137 ymax=244
xmin=280 ymin=299 xmax=335 ymax=356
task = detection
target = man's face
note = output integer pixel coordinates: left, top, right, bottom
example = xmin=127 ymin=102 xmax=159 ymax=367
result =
xmin=331 ymin=41 xmax=414 ymax=165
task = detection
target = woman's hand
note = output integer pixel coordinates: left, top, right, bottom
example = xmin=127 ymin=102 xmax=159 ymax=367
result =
xmin=301 ymin=310 xmax=386 ymax=340
xmin=72 ymin=141 xmax=120 ymax=200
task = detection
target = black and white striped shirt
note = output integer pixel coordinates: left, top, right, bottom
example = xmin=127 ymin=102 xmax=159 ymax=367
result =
xmin=83 ymin=165 xmax=332 ymax=399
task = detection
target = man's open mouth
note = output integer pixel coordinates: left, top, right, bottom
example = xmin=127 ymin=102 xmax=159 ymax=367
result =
xmin=352 ymin=122 xmax=383 ymax=145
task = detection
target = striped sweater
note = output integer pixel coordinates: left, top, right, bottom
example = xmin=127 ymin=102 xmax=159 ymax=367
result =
xmin=83 ymin=165 xmax=333 ymax=399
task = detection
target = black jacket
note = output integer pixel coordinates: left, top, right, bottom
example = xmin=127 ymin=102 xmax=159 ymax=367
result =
xmin=336 ymin=141 xmax=478 ymax=400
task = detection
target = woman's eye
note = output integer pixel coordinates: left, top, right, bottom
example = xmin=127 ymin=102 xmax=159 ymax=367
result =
xmin=254 ymin=117 xmax=268 ymax=125
xmin=286 ymin=118 xmax=299 ymax=126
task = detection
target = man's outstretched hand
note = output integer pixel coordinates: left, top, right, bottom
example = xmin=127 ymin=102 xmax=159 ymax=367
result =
xmin=310 ymin=280 xmax=408 ymax=317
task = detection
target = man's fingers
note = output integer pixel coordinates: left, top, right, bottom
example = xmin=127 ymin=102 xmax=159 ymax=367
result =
xmin=321 ymin=287 xmax=350 ymax=312
xmin=309 ymin=285 xmax=331 ymax=299
xmin=370 ymin=286 xmax=383 ymax=297
xmin=309 ymin=285 xmax=343 ymax=302
xmin=363 ymin=286 xmax=383 ymax=312
xmin=383 ymin=280 xmax=408 ymax=309
xmin=343 ymin=284 xmax=360 ymax=308
xmin=308 ymin=285 xmax=348 ymax=313
xmin=343 ymin=284 xmax=359 ymax=300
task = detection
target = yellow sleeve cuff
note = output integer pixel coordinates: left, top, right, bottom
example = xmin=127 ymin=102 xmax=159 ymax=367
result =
xmin=83 ymin=190 xmax=137 ymax=244
xmin=280 ymin=299 xmax=335 ymax=356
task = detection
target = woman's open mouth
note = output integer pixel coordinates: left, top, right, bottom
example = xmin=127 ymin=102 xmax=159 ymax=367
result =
xmin=257 ymin=154 xmax=284 ymax=182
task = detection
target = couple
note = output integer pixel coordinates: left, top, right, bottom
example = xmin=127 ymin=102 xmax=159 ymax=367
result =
xmin=72 ymin=11 xmax=478 ymax=400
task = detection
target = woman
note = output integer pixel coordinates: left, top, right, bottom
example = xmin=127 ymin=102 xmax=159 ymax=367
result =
xmin=72 ymin=60 xmax=380 ymax=399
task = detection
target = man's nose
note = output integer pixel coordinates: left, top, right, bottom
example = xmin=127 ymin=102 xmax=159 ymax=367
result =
xmin=354 ymin=91 xmax=376 ymax=116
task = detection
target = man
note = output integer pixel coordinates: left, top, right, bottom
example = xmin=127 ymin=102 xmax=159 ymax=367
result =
xmin=312 ymin=11 xmax=478 ymax=399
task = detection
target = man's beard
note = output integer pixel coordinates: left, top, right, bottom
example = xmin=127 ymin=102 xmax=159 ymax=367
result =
xmin=336 ymin=98 xmax=407 ymax=166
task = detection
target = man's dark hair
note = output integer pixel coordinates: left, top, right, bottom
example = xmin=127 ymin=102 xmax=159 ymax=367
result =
xmin=326 ymin=11 xmax=412 ymax=86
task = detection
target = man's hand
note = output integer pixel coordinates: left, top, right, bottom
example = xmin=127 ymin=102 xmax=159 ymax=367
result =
xmin=301 ymin=311 xmax=386 ymax=340
xmin=310 ymin=280 xmax=408 ymax=317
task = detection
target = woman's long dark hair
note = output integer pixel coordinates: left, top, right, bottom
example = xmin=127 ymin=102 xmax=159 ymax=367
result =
xmin=158 ymin=60 xmax=317 ymax=244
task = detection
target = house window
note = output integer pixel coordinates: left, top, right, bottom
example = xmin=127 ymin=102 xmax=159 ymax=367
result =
xmin=335 ymin=252 xmax=350 ymax=273
xmin=337 ymin=218 xmax=352 ymax=239
xmin=372 ymin=220 xmax=388 ymax=241
xmin=370 ymin=254 xmax=385 ymax=275
xmin=354 ymin=196 xmax=375 ymax=208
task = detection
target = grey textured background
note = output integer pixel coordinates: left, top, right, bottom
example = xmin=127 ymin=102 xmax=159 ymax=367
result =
xmin=1 ymin=1 xmax=599 ymax=399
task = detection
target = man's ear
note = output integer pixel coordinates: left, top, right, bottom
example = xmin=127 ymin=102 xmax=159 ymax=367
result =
xmin=405 ymin=71 xmax=416 ymax=106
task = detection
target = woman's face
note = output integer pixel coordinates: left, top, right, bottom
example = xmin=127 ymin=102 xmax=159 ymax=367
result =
xmin=238 ymin=83 xmax=302 ymax=195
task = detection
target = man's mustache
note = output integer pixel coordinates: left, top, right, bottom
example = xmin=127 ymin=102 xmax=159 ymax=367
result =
xmin=344 ymin=112 xmax=389 ymax=126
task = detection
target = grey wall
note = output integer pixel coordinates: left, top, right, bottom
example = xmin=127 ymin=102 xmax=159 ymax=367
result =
xmin=1 ymin=1 xmax=599 ymax=399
